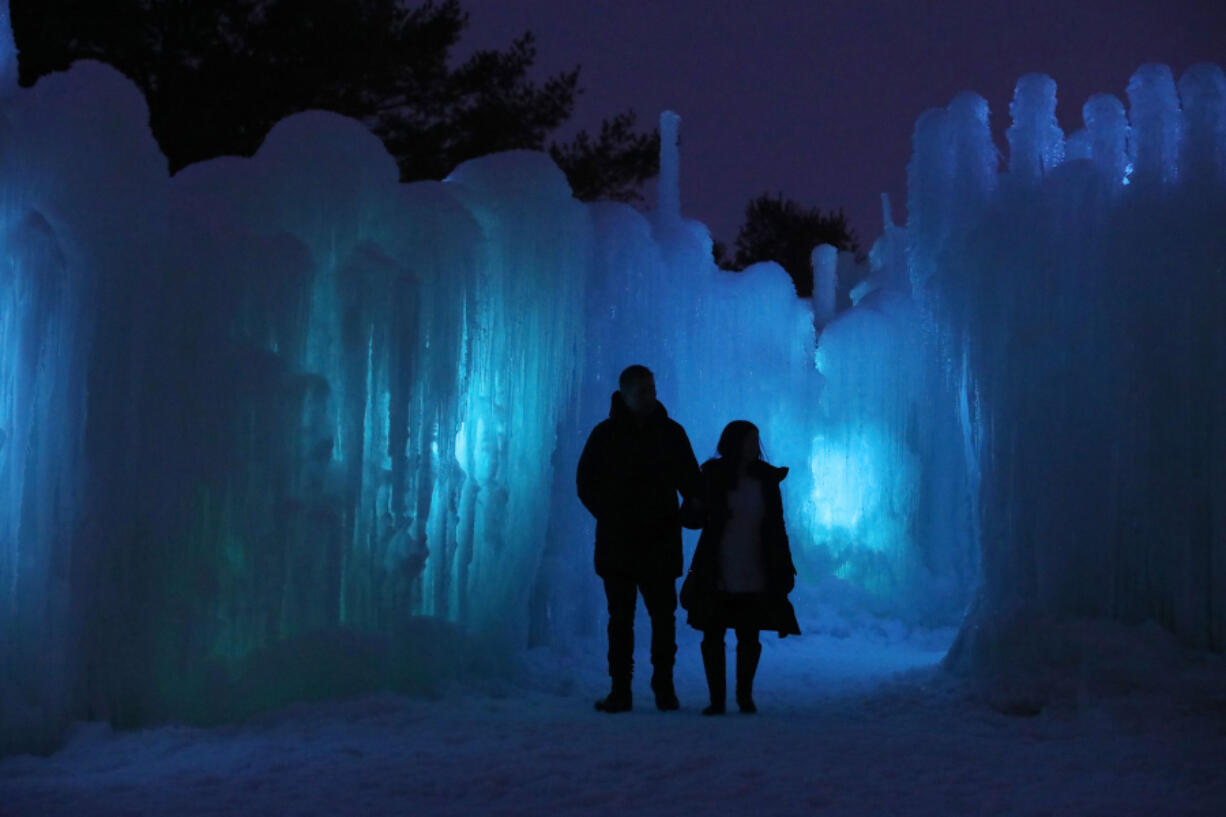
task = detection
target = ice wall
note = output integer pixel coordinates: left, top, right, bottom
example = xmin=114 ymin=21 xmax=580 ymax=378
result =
xmin=0 ymin=33 xmax=975 ymax=754
xmin=0 ymin=49 xmax=600 ymax=747
xmin=812 ymin=204 xmax=979 ymax=618
xmin=0 ymin=59 xmax=818 ymax=752
xmin=908 ymin=64 xmax=1226 ymax=671
xmin=0 ymin=59 xmax=168 ymax=752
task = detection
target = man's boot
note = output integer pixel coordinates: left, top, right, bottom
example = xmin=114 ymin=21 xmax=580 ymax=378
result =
xmin=651 ymin=673 xmax=680 ymax=711
xmin=700 ymin=638 xmax=726 ymax=715
xmin=735 ymin=640 xmax=762 ymax=714
xmin=595 ymin=677 xmax=632 ymax=713
xmin=651 ymin=641 xmax=680 ymax=711
xmin=648 ymin=593 xmax=679 ymax=711
xmin=599 ymin=585 xmax=633 ymax=713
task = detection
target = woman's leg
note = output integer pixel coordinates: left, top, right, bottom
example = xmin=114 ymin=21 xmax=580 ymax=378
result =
xmin=734 ymin=627 xmax=761 ymax=713
xmin=700 ymin=628 xmax=727 ymax=715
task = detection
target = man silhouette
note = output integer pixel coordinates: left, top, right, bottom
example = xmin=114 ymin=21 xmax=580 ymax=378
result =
xmin=576 ymin=365 xmax=702 ymax=712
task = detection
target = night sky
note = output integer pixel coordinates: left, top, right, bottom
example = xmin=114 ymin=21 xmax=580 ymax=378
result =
xmin=459 ymin=0 xmax=1225 ymax=247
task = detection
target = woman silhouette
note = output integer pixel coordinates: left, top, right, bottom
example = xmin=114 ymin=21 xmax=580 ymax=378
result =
xmin=681 ymin=420 xmax=800 ymax=714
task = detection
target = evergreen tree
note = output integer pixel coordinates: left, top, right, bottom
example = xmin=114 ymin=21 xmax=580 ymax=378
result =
xmin=9 ymin=0 xmax=658 ymax=201
xmin=717 ymin=193 xmax=860 ymax=298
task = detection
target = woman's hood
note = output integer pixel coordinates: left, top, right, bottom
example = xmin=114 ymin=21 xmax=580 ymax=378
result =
xmin=749 ymin=460 xmax=789 ymax=483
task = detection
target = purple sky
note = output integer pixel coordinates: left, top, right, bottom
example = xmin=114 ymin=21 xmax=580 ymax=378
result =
xmin=458 ymin=0 xmax=1225 ymax=246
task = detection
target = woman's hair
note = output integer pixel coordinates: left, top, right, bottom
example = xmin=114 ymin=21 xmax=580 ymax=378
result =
xmin=716 ymin=420 xmax=763 ymax=468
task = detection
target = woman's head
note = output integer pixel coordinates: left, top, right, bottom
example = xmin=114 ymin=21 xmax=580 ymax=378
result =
xmin=717 ymin=420 xmax=761 ymax=465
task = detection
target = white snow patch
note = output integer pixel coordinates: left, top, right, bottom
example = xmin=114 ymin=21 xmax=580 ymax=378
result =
xmin=3 ymin=623 xmax=1224 ymax=817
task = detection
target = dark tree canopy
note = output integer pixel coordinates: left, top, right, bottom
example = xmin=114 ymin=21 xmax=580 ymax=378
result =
xmin=548 ymin=111 xmax=660 ymax=204
xmin=9 ymin=0 xmax=659 ymax=202
xmin=714 ymin=193 xmax=860 ymax=298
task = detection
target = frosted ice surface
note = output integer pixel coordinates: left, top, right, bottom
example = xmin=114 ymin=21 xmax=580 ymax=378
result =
xmin=912 ymin=61 xmax=1226 ymax=676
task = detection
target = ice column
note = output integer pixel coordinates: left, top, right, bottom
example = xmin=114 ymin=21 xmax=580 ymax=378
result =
xmin=1007 ymin=74 xmax=1064 ymax=183
xmin=1127 ymin=64 xmax=1183 ymax=186
xmin=915 ymin=64 xmax=1226 ymax=671
xmin=0 ymin=2 xmax=15 ymax=92
xmin=811 ymin=244 xmax=838 ymax=329
xmin=1082 ymin=94 xmax=1129 ymax=181
xmin=1178 ymin=63 xmax=1226 ymax=182
xmin=657 ymin=111 xmax=682 ymax=226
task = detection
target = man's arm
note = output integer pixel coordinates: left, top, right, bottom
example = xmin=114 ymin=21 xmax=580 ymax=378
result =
xmin=576 ymin=425 xmax=604 ymax=519
xmin=675 ymin=425 xmax=703 ymax=511
xmin=678 ymin=427 xmax=702 ymax=498
xmin=680 ymin=455 xmax=707 ymax=531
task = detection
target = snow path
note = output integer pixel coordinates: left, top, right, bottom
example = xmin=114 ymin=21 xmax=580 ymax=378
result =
xmin=3 ymin=624 xmax=1225 ymax=817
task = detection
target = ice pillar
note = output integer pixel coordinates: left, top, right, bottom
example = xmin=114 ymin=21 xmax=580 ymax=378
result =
xmin=1127 ymin=64 xmax=1183 ymax=186
xmin=0 ymin=1 xmax=15 ymax=93
xmin=1178 ymin=63 xmax=1226 ymax=183
xmin=811 ymin=244 xmax=838 ymax=329
xmin=1082 ymin=94 xmax=1129 ymax=181
xmin=657 ymin=111 xmax=681 ymax=224
xmin=1007 ymin=73 xmax=1064 ymax=183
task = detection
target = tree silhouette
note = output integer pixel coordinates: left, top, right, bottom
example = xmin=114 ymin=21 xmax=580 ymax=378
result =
xmin=716 ymin=193 xmax=860 ymax=298
xmin=548 ymin=111 xmax=660 ymax=204
xmin=9 ymin=0 xmax=659 ymax=202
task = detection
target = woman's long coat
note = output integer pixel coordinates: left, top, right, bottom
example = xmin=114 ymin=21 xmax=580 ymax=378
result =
xmin=681 ymin=457 xmax=801 ymax=636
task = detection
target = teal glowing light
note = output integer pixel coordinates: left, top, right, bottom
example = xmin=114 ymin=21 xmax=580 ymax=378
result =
xmin=810 ymin=433 xmax=870 ymax=537
xmin=807 ymin=423 xmax=920 ymax=593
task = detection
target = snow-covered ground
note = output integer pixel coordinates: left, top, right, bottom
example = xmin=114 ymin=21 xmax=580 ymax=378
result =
xmin=3 ymin=602 xmax=1225 ymax=817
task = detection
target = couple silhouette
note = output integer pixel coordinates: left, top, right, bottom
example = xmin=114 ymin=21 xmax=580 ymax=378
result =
xmin=576 ymin=365 xmax=800 ymax=716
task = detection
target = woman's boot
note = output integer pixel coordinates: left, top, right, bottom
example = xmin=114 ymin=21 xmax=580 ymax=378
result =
xmin=735 ymin=640 xmax=762 ymax=714
xmin=700 ymin=637 xmax=726 ymax=715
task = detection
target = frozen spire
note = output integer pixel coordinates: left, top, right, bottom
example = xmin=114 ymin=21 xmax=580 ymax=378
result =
xmin=1007 ymin=73 xmax=1064 ymax=183
xmin=880 ymin=193 xmax=895 ymax=236
xmin=1127 ymin=64 xmax=1183 ymax=186
xmin=1082 ymin=93 xmax=1128 ymax=182
xmin=657 ymin=111 xmax=681 ymax=224
xmin=0 ymin=0 xmax=16 ymax=93
xmin=1178 ymin=63 xmax=1226 ymax=183
xmin=811 ymin=244 xmax=838 ymax=329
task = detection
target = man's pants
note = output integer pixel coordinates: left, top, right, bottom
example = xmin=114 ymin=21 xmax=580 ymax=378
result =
xmin=602 ymin=573 xmax=677 ymax=686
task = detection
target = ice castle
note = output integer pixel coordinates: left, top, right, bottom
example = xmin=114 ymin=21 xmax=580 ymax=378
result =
xmin=1 ymin=2 xmax=1222 ymax=754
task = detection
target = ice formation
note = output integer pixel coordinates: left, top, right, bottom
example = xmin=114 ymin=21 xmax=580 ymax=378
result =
xmin=911 ymin=62 xmax=1226 ymax=672
xmin=0 ymin=53 xmax=849 ymax=750
xmin=0 ymin=4 xmax=1222 ymax=754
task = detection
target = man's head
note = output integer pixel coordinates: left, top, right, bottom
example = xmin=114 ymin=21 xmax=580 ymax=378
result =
xmin=618 ymin=365 xmax=657 ymax=417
